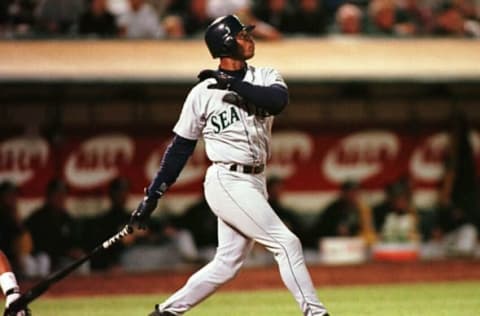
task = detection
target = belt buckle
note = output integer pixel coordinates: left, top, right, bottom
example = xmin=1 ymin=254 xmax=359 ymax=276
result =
xmin=251 ymin=164 xmax=263 ymax=174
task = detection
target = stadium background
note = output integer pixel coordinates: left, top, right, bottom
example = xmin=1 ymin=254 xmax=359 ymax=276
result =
xmin=1 ymin=0 xmax=480 ymax=313
xmin=1 ymin=39 xmax=480 ymax=218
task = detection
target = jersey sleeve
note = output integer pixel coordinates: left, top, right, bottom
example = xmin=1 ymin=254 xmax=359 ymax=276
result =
xmin=264 ymin=68 xmax=288 ymax=88
xmin=173 ymin=86 xmax=206 ymax=140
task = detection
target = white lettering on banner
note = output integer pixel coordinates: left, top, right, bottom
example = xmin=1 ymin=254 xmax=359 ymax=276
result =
xmin=0 ymin=136 xmax=49 ymax=184
xmin=64 ymin=134 xmax=134 ymax=189
xmin=145 ymin=140 xmax=207 ymax=186
xmin=269 ymin=132 xmax=313 ymax=178
xmin=322 ymin=130 xmax=399 ymax=183
xmin=410 ymin=131 xmax=480 ymax=182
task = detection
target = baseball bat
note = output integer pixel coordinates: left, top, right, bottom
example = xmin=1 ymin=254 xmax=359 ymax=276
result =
xmin=4 ymin=225 xmax=134 ymax=316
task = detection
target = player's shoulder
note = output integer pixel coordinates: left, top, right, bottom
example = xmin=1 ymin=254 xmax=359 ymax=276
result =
xmin=248 ymin=65 xmax=281 ymax=75
xmin=191 ymin=78 xmax=214 ymax=92
xmin=187 ymin=78 xmax=215 ymax=98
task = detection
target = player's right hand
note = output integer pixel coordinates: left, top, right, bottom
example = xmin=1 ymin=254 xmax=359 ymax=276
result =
xmin=129 ymin=196 xmax=158 ymax=230
xmin=4 ymin=291 xmax=31 ymax=316
xmin=197 ymin=69 xmax=237 ymax=90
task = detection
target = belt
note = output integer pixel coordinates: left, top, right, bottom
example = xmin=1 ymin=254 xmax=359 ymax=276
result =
xmin=229 ymin=163 xmax=265 ymax=174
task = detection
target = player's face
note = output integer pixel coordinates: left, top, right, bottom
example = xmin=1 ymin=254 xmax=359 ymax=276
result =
xmin=235 ymin=30 xmax=255 ymax=60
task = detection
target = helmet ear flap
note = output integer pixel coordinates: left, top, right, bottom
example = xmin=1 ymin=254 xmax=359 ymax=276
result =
xmin=223 ymin=35 xmax=236 ymax=53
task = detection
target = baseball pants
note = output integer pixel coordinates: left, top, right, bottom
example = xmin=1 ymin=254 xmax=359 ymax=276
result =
xmin=158 ymin=164 xmax=327 ymax=316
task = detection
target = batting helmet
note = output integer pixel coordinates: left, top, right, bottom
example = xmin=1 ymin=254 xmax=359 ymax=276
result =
xmin=204 ymin=15 xmax=255 ymax=58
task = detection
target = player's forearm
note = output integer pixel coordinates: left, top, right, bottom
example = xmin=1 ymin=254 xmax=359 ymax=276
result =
xmin=230 ymin=82 xmax=288 ymax=115
xmin=147 ymin=134 xmax=197 ymax=199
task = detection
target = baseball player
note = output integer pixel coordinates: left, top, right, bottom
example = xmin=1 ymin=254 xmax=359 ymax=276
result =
xmin=130 ymin=15 xmax=330 ymax=316
xmin=1 ymin=251 xmax=31 ymax=316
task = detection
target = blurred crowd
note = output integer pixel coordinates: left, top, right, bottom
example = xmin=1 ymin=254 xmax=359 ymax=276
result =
xmin=1 ymin=163 xmax=479 ymax=279
xmin=1 ymin=0 xmax=480 ymax=39
xmin=2 ymin=112 xmax=480 ymax=278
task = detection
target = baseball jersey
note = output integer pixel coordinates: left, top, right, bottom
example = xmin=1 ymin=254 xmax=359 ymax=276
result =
xmin=173 ymin=65 xmax=287 ymax=165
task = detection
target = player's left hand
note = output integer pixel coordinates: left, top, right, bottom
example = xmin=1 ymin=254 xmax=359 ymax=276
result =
xmin=197 ymin=69 xmax=237 ymax=90
xmin=129 ymin=194 xmax=160 ymax=230
xmin=4 ymin=291 xmax=32 ymax=316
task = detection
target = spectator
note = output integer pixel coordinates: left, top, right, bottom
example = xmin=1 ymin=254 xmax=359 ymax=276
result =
xmin=172 ymin=195 xmax=217 ymax=260
xmin=373 ymin=178 xmax=411 ymax=231
xmin=180 ymin=0 xmax=212 ymax=37
xmin=252 ymin=0 xmax=296 ymax=34
xmin=25 ymin=179 xmax=86 ymax=273
xmin=395 ymin=0 xmax=435 ymax=35
xmin=378 ymin=181 xmax=420 ymax=243
xmin=2 ymin=0 xmax=36 ymax=37
xmin=87 ymin=177 xmax=134 ymax=271
xmin=148 ymin=0 xmax=186 ymax=38
xmin=291 ymin=0 xmax=327 ymax=35
xmin=206 ymin=0 xmax=282 ymax=40
xmin=0 ymin=181 xmax=49 ymax=278
xmin=79 ymin=0 xmax=118 ymax=37
xmin=308 ymin=180 xmax=376 ymax=247
xmin=433 ymin=2 xmax=480 ymax=37
xmin=422 ymin=170 xmax=479 ymax=259
xmin=423 ymin=112 xmax=479 ymax=258
xmin=366 ymin=0 xmax=417 ymax=36
xmin=34 ymin=0 xmax=85 ymax=36
xmin=118 ymin=0 xmax=165 ymax=38
xmin=330 ymin=3 xmax=364 ymax=35
xmin=266 ymin=176 xmax=305 ymax=240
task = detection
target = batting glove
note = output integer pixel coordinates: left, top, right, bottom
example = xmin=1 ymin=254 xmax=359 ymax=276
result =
xmin=197 ymin=69 xmax=237 ymax=90
xmin=130 ymin=196 xmax=158 ymax=230
xmin=4 ymin=290 xmax=31 ymax=316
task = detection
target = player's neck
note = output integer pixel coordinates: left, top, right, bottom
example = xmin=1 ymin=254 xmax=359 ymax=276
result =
xmin=219 ymin=58 xmax=246 ymax=71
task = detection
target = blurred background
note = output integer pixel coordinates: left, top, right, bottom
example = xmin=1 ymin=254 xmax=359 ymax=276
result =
xmin=1 ymin=0 xmax=480 ymax=281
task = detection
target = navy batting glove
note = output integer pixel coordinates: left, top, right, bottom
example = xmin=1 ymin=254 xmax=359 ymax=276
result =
xmin=197 ymin=69 xmax=237 ymax=90
xmin=129 ymin=196 xmax=158 ymax=230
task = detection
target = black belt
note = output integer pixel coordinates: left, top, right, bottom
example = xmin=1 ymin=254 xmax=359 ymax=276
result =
xmin=229 ymin=163 xmax=265 ymax=174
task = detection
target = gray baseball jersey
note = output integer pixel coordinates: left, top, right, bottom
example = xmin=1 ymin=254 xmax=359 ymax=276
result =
xmin=173 ymin=65 xmax=286 ymax=165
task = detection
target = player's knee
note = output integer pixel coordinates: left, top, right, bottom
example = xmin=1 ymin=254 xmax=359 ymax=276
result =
xmin=274 ymin=234 xmax=303 ymax=259
xmin=213 ymin=255 xmax=243 ymax=280
xmin=284 ymin=234 xmax=302 ymax=251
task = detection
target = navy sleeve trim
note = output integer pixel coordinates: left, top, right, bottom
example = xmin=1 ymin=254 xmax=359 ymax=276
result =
xmin=230 ymin=82 xmax=288 ymax=115
xmin=147 ymin=134 xmax=197 ymax=198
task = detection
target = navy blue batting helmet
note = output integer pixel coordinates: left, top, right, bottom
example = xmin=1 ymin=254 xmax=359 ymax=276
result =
xmin=204 ymin=15 xmax=255 ymax=58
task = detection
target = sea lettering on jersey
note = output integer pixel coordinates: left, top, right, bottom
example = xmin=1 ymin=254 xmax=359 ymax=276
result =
xmin=210 ymin=106 xmax=241 ymax=134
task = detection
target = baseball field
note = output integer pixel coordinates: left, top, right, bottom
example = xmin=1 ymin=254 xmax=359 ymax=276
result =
xmin=17 ymin=281 xmax=480 ymax=316
xmin=4 ymin=260 xmax=480 ymax=315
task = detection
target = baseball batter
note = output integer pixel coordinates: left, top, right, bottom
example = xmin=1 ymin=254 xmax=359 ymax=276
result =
xmin=130 ymin=15 xmax=329 ymax=316
xmin=1 ymin=250 xmax=31 ymax=316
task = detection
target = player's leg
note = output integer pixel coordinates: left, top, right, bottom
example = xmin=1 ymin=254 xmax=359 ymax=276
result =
xmin=157 ymin=218 xmax=253 ymax=315
xmin=206 ymin=167 xmax=328 ymax=316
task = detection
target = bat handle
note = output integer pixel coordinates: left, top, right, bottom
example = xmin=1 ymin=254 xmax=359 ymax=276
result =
xmin=102 ymin=225 xmax=134 ymax=249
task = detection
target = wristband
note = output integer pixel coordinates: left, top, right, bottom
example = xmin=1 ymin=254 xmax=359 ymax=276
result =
xmin=5 ymin=287 xmax=20 ymax=296
xmin=0 ymin=272 xmax=19 ymax=295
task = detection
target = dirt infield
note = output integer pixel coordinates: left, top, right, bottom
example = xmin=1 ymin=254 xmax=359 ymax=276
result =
xmin=20 ymin=259 xmax=480 ymax=298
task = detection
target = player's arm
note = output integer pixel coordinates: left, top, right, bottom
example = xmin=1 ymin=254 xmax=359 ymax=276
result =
xmin=1 ymin=250 xmax=30 ymax=315
xmin=229 ymin=82 xmax=288 ymax=115
xmin=129 ymin=134 xmax=197 ymax=229
xmin=198 ymin=69 xmax=288 ymax=115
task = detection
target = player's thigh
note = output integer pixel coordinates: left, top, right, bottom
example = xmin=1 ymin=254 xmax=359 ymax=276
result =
xmin=215 ymin=218 xmax=254 ymax=261
xmin=205 ymin=170 xmax=295 ymax=246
